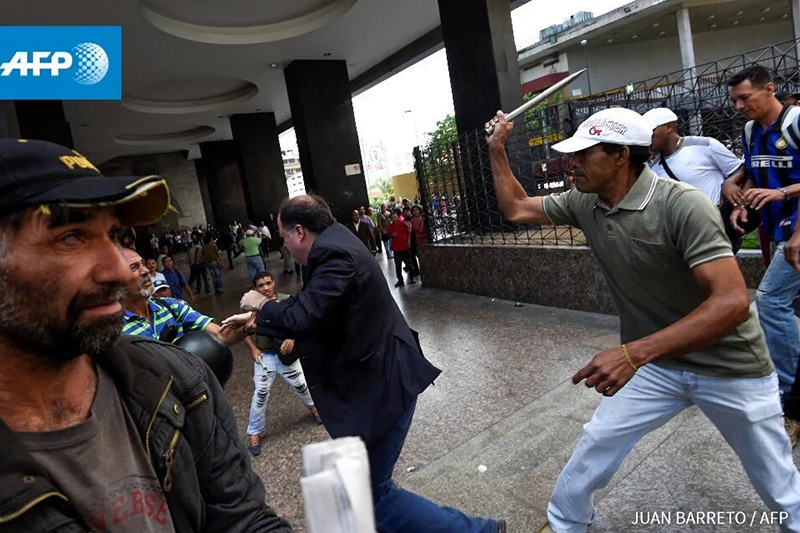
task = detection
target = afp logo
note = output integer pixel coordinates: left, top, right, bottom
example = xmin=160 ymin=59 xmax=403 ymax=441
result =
xmin=1 ymin=43 xmax=109 ymax=85
xmin=0 ymin=27 xmax=121 ymax=100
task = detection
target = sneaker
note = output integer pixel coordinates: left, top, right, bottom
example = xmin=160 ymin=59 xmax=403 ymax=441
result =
xmin=536 ymin=522 xmax=555 ymax=533
xmin=785 ymin=416 xmax=800 ymax=447
xmin=409 ymin=278 xmax=417 ymax=284
xmin=309 ymin=406 xmax=323 ymax=425
xmin=394 ymin=280 xmax=405 ymax=287
xmin=247 ymin=434 xmax=262 ymax=456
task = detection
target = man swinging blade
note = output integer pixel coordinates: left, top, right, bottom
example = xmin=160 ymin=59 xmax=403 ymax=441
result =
xmin=485 ymin=86 xmax=800 ymax=531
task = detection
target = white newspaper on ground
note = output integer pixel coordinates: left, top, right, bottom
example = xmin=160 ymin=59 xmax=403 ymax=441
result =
xmin=301 ymin=436 xmax=376 ymax=533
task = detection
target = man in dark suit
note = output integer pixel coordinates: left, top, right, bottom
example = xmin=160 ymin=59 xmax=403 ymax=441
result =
xmin=346 ymin=208 xmax=377 ymax=254
xmin=224 ymin=195 xmax=503 ymax=533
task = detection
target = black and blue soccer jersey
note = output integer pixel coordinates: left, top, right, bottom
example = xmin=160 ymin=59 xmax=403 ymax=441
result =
xmin=742 ymin=105 xmax=800 ymax=243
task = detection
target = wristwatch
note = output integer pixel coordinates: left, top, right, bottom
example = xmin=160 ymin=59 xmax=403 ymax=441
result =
xmin=779 ymin=187 xmax=790 ymax=200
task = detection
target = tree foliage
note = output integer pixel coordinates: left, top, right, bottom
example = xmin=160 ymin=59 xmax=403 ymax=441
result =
xmin=426 ymin=114 xmax=458 ymax=148
xmin=523 ymin=90 xmax=563 ymax=129
xmin=375 ymin=176 xmax=394 ymax=197
xmin=420 ymin=114 xmax=460 ymax=195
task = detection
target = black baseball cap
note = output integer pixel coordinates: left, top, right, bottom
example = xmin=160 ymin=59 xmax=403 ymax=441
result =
xmin=0 ymin=138 xmax=170 ymax=226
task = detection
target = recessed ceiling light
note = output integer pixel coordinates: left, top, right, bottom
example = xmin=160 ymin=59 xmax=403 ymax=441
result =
xmin=658 ymin=30 xmax=666 ymax=36
xmin=732 ymin=20 xmax=739 ymax=25
xmin=631 ymin=34 xmax=638 ymax=39
xmin=707 ymin=14 xmax=715 ymax=20
xmin=709 ymin=23 xmax=717 ymax=28
xmin=270 ymin=63 xmax=279 ymax=68
xmin=323 ymin=52 xmax=332 ymax=57
xmin=735 ymin=10 xmax=744 ymax=15
xmin=652 ymin=22 xmax=660 ymax=27
xmin=762 ymin=7 xmax=771 ymax=12
xmin=782 ymin=13 xmax=789 ymax=18
xmin=758 ymin=16 xmax=766 ymax=21
xmin=606 ymin=38 xmax=614 ymax=43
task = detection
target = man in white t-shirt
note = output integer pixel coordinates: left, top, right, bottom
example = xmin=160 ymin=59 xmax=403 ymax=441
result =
xmin=645 ymin=107 xmax=752 ymax=251
xmin=645 ymin=107 xmax=744 ymax=205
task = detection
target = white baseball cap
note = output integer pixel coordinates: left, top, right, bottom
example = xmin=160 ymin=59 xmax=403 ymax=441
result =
xmin=551 ymin=108 xmax=654 ymax=154
xmin=642 ymin=107 xmax=678 ymax=129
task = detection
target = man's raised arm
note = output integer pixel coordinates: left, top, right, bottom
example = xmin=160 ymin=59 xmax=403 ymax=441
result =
xmin=485 ymin=111 xmax=550 ymax=226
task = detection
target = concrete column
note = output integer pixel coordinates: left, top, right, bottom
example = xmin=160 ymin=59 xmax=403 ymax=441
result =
xmin=230 ymin=112 xmax=289 ymax=224
xmin=14 ymin=101 xmax=74 ymax=148
xmin=438 ymin=0 xmax=522 ymax=136
xmin=198 ymin=141 xmax=249 ymax=227
xmin=194 ymin=159 xmax=216 ymax=228
xmin=676 ymin=8 xmax=696 ymax=74
xmin=437 ymin=0 xmax=521 ymax=235
xmin=793 ymin=0 xmax=800 ymax=59
xmin=284 ymin=60 xmax=368 ymax=223
xmin=676 ymin=8 xmax=701 ymax=135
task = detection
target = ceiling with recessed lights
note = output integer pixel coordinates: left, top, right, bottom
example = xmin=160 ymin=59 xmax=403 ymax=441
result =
xmin=0 ymin=0 xmax=448 ymax=163
xmin=602 ymin=0 xmax=790 ymax=42
xmin=521 ymin=0 xmax=793 ymax=68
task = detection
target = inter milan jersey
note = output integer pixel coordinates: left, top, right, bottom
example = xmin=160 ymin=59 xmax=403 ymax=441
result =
xmin=742 ymin=105 xmax=800 ymax=242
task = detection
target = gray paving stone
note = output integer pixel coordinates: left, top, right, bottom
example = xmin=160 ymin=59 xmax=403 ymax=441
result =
xmin=186 ymin=251 xmax=797 ymax=533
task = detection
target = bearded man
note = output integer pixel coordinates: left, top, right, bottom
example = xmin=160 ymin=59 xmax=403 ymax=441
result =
xmin=0 ymin=139 xmax=291 ymax=533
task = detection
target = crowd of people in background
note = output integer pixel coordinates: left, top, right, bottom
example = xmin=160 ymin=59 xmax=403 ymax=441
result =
xmin=343 ymin=197 xmax=430 ymax=287
xmin=116 ymin=213 xmax=311 ymax=301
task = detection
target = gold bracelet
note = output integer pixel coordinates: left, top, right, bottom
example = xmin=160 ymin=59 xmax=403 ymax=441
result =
xmin=621 ymin=344 xmax=638 ymax=371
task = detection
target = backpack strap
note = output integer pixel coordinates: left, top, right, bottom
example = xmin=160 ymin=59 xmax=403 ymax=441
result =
xmin=659 ymin=155 xmax=680 ymax=181
xmin=780 ymin=105 xmax=800 ymax=150
xmin=743 ymin=120 xmax=755 ymax=157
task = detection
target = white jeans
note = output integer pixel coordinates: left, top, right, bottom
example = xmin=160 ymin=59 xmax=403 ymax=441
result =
xmin=246 ymin=352 xmax=314 ymax=436
xmin=548 ymin=364 xmax=800 ymax=533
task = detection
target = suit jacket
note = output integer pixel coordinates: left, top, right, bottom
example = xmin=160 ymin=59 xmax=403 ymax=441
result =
xmin=256 ymin=223 xmax=441 ymax=442
xmin=345 ymin=220 xmax=376 ymax=252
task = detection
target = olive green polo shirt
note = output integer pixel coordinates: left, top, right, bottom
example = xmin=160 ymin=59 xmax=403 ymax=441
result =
xmin=543 ymin=166 xmax=772 ymax=378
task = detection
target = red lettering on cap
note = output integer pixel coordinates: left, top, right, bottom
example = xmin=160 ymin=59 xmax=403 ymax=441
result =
xmin=588 ymin=126 xmax=603 ymax=136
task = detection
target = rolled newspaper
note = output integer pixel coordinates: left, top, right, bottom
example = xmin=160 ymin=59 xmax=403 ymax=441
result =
xmin=301 ymin=437 xmax=376 ymax=533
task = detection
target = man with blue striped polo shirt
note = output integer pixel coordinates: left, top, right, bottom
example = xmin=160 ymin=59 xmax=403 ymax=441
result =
xmin=121 ymin=248 xmax=240 ymax=345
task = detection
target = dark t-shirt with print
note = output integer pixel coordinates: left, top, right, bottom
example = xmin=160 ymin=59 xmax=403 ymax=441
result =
xmin=15 ymin=367 xmax=177 ymax=532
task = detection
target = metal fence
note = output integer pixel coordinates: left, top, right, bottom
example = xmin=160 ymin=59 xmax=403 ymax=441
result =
xmin=415 ymin=38 xmax=800 ymax=246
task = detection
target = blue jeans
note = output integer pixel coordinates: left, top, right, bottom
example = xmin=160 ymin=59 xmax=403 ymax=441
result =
xmin=368 ymin=399 xmax=497 ymax=533
xmin=247 ymin=353 xmax=314 ymax=436
xmin=547 ymin=365 xmax=800 ymax=533
xmin=385 ymin=238 xmax=394 ymax=258
xmin=206 ymin=260 xmax=223 ymax=291
xmin=756 ymin=242 xmax=800 ymax=391
xmin=245 ymin=256 xmax=265 ymax=284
